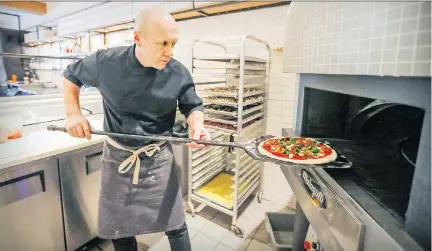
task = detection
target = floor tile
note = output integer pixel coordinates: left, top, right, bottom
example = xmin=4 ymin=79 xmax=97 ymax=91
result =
xmin=287 ymin=195 xmax=297 ymax=209
xmin=261 ymin=199 xmax=286 ymax=213
xmin=237 ymin=215 xmax=263 ymax=239
xmin=197 ymin=206 xmax=219 ymax=220
xmin=188 ymin=224 xmax=200 ymax=239
xmin=136 ymin=232 xmax=164 ymax=248
xmin=245 ymin=239 xmax=272 ymax=251
xmin=253 ymin=224 xmax=270 ymax=245
xmin=191 ymin=232 xmax=219 ymax=251
xmin=278 ymin=206 xmax=296 ymax=214
xmin=185 ymin=214 xmax=210 ymax=231
xmin=214 ymin=243 xmax=235 ymax=251
xmin=201 ymin=221 xmax=231 ymax=242
xmin=221 ymin=233 xmax=252 ymax=251
xmin=212 ymin=212 xmax=233 ymax=229
xmin=147 ymin=236 xmax=170 ymax=251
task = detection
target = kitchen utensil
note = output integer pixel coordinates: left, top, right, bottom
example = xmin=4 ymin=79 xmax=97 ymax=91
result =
xmin=47 ymin=125 xmax=352 ymax=168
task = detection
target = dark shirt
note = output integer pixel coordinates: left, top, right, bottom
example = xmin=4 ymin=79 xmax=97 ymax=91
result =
xmin=63 ymin=45 xmax=203 ymax=148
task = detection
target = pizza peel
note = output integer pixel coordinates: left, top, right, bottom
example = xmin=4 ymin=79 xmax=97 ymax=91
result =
xmin=47 ymin=125 xmax=352 ymax=169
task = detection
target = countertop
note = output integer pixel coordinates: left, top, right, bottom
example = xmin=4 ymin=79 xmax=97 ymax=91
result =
xmin=0 ymin=116 xmax=106 ymax=172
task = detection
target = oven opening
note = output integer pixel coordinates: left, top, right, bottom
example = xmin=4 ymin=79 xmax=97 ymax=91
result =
xmin=301 ymin=87 xmax=425 ymax=224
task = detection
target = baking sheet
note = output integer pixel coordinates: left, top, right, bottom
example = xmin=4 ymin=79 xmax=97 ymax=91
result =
xmin=194 ymin=172 xmax=248 ymax=209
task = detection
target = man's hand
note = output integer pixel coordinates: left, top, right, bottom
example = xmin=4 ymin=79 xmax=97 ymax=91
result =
xmin=66 ymin=114 xmax=92 ymax=140
xmin=186 ymin=111 xmax=211 ymax=148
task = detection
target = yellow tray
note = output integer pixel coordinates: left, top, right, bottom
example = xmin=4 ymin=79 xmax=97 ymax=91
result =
xmin=194 ymin=172 xmax=248 ymax=209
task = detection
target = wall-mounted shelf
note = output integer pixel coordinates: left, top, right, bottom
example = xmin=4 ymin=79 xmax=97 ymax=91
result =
xmin=0 ymin=53 xmax=86 ymax=60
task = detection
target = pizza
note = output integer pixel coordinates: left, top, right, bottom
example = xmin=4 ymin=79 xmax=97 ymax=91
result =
xmin=258 ymin=136 xmax=337 ymax=164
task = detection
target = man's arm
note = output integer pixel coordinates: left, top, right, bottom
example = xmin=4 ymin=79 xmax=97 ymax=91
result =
xmin=62 ymin=51 xmax=100 ymax=140
xmin=178 ymin=75 xmax=210 ymax=148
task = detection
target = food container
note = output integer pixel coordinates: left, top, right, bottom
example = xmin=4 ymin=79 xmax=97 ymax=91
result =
xmin=0 ymin=114 xmax=24 ymax=140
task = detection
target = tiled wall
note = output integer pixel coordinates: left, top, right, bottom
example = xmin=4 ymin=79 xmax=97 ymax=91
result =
xmin=267 ymin=51 xmax=298 ymax=136
xmin=283 ymin=2 xmax=431 ymax=77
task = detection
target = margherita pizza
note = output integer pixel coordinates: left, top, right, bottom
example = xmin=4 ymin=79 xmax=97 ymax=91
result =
xmin=258 ymin=136 xmax=337 ymax=164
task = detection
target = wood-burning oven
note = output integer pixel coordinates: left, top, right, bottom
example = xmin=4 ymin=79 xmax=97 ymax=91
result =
xmin=281 ymin=73 xmax=430 ymax=251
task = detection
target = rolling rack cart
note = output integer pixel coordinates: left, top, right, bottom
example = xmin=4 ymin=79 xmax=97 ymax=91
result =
xmin=186 ymin=35 xmax=271 ymax=237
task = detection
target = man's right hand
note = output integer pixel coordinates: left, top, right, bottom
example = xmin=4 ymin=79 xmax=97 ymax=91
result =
xmin=66 ymin=114 xmax=92 ymax=140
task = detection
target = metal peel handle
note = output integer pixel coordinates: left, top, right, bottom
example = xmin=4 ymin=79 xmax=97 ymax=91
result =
xmin=47 ymin=125 xmax=67 ymax=133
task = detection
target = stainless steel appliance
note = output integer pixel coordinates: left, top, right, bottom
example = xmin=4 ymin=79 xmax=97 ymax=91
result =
xmin=59 ymin=144 xmax=103 ymax=251
xmin=0 ymin=158 xmax=64 ymax=251
xmin=281 ymin=74 xmax=430 ymax=251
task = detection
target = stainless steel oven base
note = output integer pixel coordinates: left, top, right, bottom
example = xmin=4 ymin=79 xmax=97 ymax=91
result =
xmin=281 ymin=165 xmax=424 ymax=251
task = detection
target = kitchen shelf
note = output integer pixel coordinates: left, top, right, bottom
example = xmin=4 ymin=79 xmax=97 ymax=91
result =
xmin=187 ymin=35 xmax=269 ymax=238
xmin=0 ymin=52 xmax=85 ymax=60
xmin=191 ymin=148 xmax=226 ymax=167
xmin=194 ymin=54 xmax=267 ymax=63
xmin=203 ymin=96 xmax=264 ymax=107
xmin=192 ymin=156 xmax=226 ymax=181
xmin=204 ymin=103 xmax=264 ymax=117
xmin=193 ymin=61 xmax=267 ymax=71
xmin=204 ymin=118 xmax=264 ymax=135
xmin=199 ymin=89 xmax=264 ymax=98
xmin=205 ymin=111 xmax=264 ymax=126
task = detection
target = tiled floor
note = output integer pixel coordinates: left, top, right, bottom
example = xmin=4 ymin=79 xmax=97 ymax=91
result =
xmin=79 ymin=163 xmax=296 ymax=251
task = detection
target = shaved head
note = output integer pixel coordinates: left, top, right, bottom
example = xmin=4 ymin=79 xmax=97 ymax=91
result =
xmin=134 ymin=7 xmax=176 ymax=34
xmin=133 ymin=7 xmax=179 ymax=69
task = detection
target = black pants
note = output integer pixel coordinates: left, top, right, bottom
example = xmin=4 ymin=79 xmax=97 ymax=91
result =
xmin=111 ymin=222 xmax=191 ymax=251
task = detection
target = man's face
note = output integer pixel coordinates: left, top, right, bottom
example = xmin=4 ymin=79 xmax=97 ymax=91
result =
xmin=134 ymin=21 xmax=178 ymax=70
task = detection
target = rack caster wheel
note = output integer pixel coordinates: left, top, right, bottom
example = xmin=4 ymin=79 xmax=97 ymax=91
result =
xmin=230 ymin=225 xmax=243 ymax=238
xmin=257 ymin=191 xmax=263 ymax=203
xmin=186 ymin=201 xmax=196 ymax=217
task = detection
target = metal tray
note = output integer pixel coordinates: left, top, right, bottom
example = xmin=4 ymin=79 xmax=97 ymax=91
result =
xmin=203 ymin=97 xmax=264 ymax=107
xmin=204 ymin=104 xmax=264 ymax=117
xmin=193 ymin=54 xmax=267 ymax=63
xmin=199 ymin=90 xmax=264 ymax=98
xmin=204 ymin=119 xmax=264 ymax=135
xmin=193 ymin=59 xmax=267 ymax=70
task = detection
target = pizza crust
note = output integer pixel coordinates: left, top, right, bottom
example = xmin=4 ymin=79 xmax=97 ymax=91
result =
xmin=257 ymin=137 xmax=337 ymax=164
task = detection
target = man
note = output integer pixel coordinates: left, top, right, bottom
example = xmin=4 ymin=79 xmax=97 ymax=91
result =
xmin=62 ymin=7 xmax=210 ymax=251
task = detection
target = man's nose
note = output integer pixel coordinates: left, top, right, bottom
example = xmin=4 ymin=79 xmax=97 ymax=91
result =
xmin=165 ymin=45 xmax=174 ymax=57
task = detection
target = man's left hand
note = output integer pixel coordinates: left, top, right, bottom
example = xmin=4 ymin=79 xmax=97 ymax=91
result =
xmin=186 ymin=111 xmax=211 ymax=148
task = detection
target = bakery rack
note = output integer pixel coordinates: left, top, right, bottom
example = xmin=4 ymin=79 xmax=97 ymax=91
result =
xmin=186 ymin=35 xmax=270 ymax=238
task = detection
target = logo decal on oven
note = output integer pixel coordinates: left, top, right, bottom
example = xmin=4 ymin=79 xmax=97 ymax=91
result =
xmin=301 ymin=169 xmax=327 ymax=209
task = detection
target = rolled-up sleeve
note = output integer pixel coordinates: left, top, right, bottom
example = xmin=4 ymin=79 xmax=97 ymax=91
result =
xmin=63 ymin=50 xmax=100 ymax=88
xmin=178 ymin=74 xmax=204 ymax=119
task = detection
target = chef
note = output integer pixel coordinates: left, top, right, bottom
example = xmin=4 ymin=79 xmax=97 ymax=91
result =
xmin=62 ymin=7 xmax=210 ymax=251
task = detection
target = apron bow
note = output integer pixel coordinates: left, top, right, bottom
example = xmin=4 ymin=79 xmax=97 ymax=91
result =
xmin=106 ymin=137 xmax=163 ymax=184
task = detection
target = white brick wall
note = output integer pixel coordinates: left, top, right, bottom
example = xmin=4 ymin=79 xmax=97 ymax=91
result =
xmin=267 ymin=51 xmax=298 ymax=136
xmin=172 ymin=5 xmax=298 ymax=134
xmin=284 ymin=2 xmax=431 ymax=77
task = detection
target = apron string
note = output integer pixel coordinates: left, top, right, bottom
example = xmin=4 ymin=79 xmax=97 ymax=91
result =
xmin=106 ymin=137 xmax=164 ymax=185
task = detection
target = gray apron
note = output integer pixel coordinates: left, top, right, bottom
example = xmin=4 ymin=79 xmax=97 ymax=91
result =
xmin=97 ymin=137 xmax=185 ymax=239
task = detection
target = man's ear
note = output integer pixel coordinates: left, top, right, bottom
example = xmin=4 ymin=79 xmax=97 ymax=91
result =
xmin=134 ymin=31 xmax=142 ymax=47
